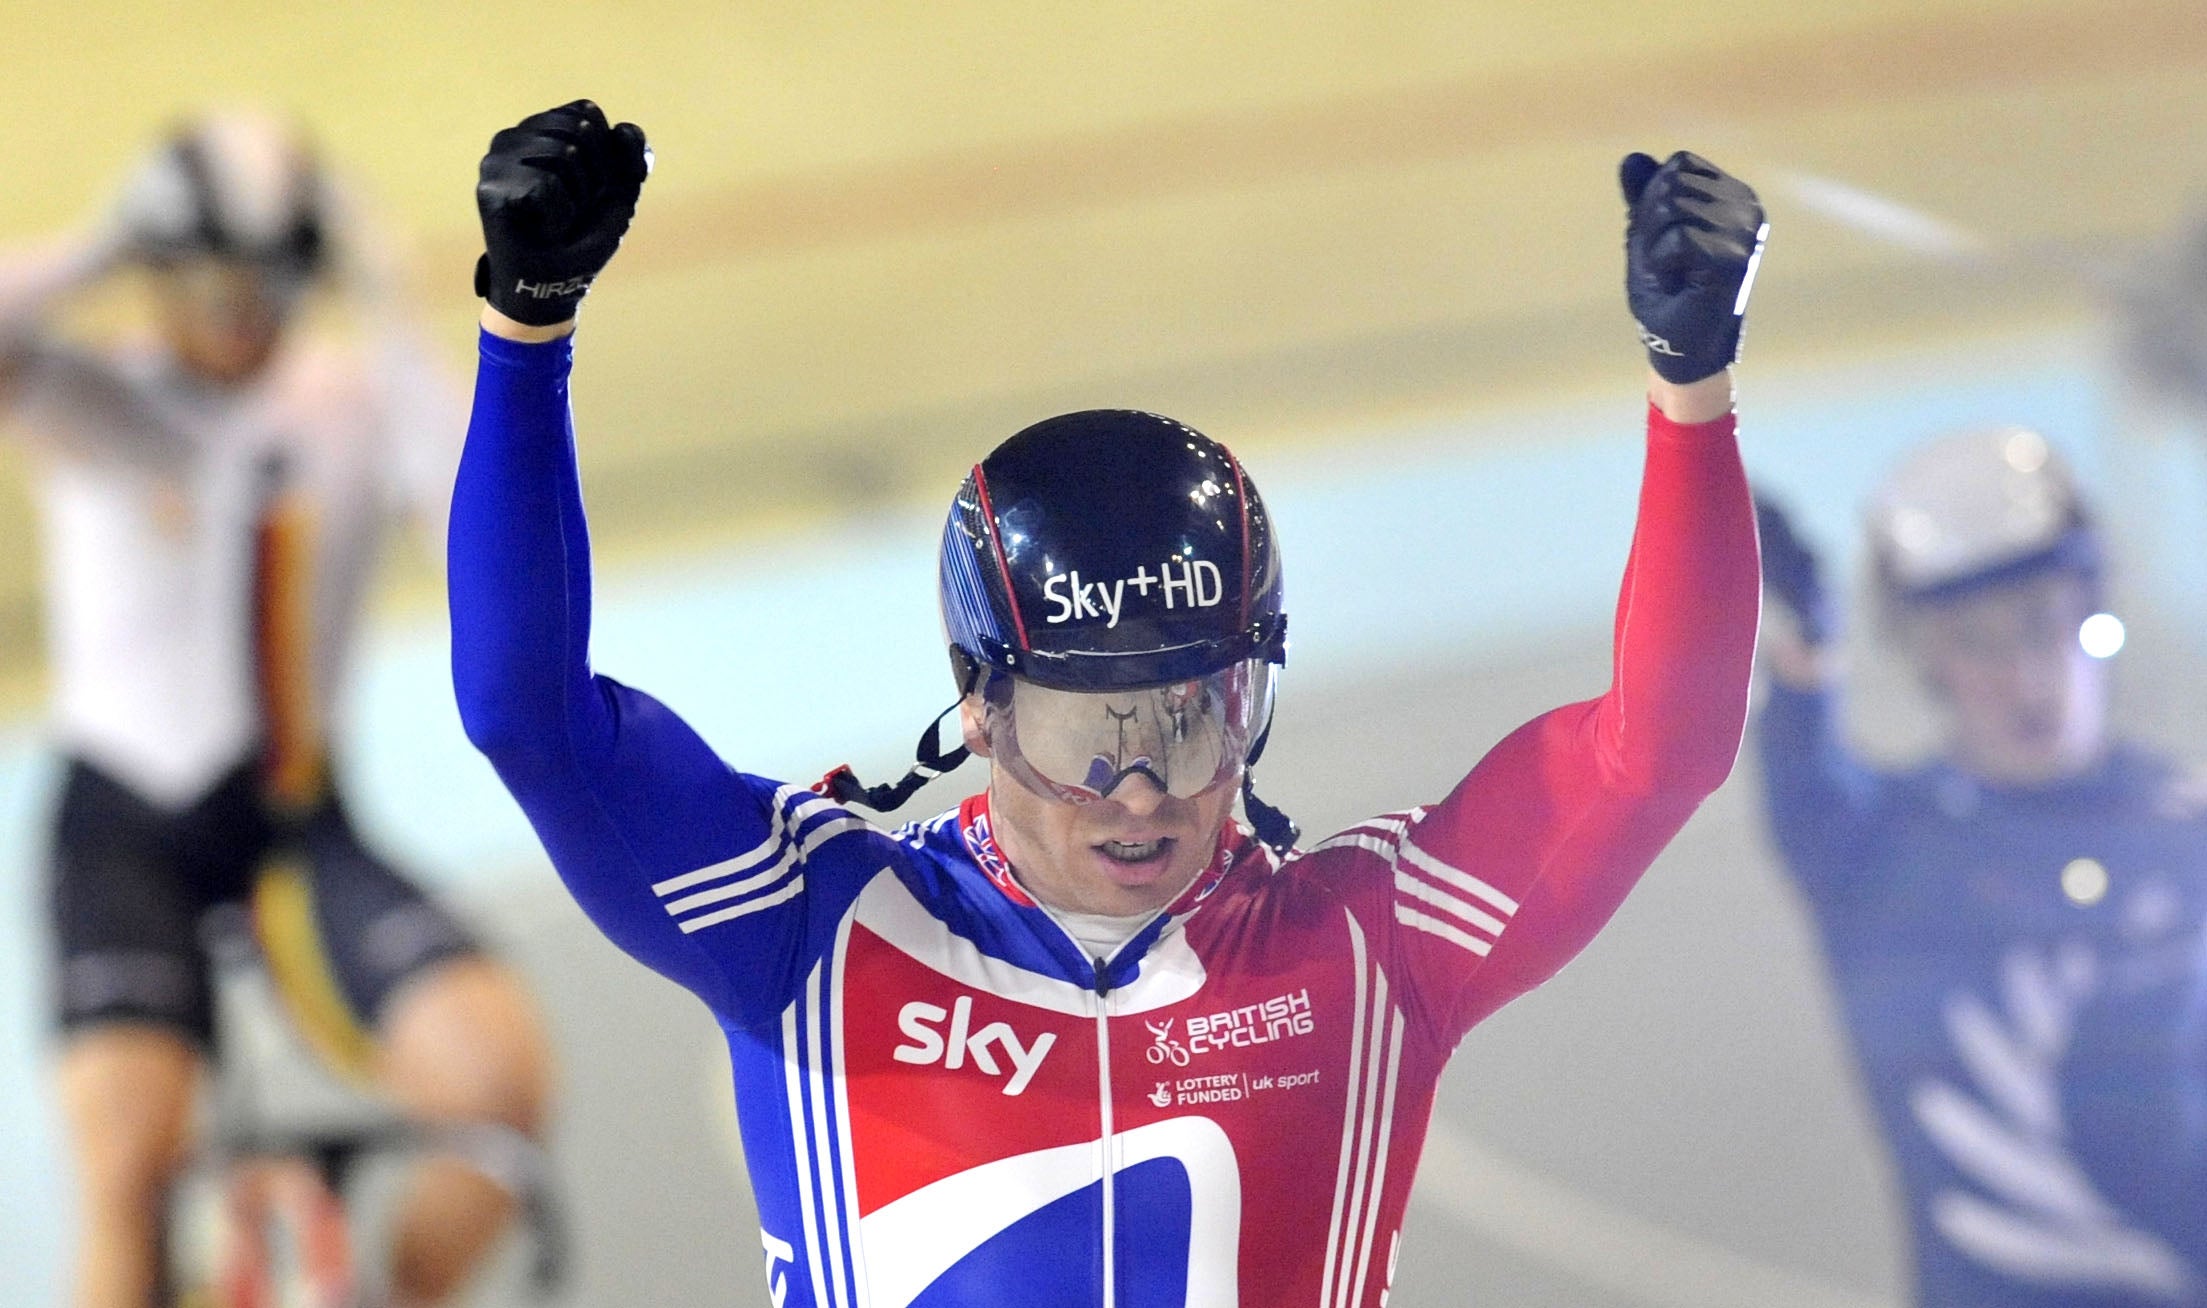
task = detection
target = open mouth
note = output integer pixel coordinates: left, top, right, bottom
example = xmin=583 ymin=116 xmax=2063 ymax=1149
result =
xmin=1097 ymin=837 xmax=1172 ymax=865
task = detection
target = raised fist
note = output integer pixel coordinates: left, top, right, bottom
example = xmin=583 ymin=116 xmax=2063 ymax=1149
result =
xmin=1621 ymin=151 xmax=1766 ymax=384
xmin=474 ymin=100 xmax=650 ymax=326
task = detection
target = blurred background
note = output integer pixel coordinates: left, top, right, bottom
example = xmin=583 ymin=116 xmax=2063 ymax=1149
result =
xmin=3 ymin=0 xmax=2207 ymax=1303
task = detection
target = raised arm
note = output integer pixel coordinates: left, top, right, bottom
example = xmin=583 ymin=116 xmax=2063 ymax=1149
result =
xmin=1751 ymin=493 xmax=1886 ymax=886
xmin=0 ymin=234 xmax=195 ymax=473
xmin=448 ymin=103 xmax=793 ymax=1012
xmin=1417 ymin=387 xmax=1758 ymax=1031
xmin=0 ymin=234 xmax=114 ymax=356
xmin=1389 ymin=153 xmax=1766 ymax=1040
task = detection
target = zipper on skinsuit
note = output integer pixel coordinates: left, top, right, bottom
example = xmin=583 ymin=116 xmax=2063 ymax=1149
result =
xmin=1093 ymin=956 xmax=1116 ymax=1308
xmin=1032 ymin=901 xmax=1157 ymax=1308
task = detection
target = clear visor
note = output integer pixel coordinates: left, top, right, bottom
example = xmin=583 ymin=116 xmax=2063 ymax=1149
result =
xmin=985 ymin=661 xmax=1272 ymax=803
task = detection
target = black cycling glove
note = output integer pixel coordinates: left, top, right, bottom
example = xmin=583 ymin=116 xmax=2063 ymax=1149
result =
xmin=474 ymin=100 xmax=651 ymax=326
xmin=1621 ymin=150 xmax=1767 ymax=384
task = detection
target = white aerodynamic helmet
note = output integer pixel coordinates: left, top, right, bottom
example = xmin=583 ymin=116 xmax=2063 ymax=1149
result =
xmin=1867 ymin=427 xmax=2101 ymax=604
xmin=113 ymin=109 xmax=329 ymax=281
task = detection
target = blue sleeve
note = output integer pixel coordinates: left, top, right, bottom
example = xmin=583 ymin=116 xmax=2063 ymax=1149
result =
xmin=1755 ymin=680 xmax=1886 ymax=902
xmin=448 ymin=330 xmax=861 ymax=1023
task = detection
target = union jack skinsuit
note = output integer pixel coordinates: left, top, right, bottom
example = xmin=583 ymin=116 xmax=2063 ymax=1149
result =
xmin=449 ymin=331 xmax=1759 ymax=1306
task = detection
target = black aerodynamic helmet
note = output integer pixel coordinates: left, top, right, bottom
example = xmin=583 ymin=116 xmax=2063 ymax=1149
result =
xmin=822 ymin=410 xmax=1297 ymax=851
xmin=120 ymin=110 xmax=330 ymax=283
xmin=939 ymin=409 xmax=1287 ymax=692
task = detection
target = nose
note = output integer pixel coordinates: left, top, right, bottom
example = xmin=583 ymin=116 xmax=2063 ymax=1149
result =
xmin=1103 ymin=770 xmax=1168 ymax=818
xmin=1996 ymin=644 xmax=2069 ymax=701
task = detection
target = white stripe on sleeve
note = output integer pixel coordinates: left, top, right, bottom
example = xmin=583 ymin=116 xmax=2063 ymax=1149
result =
xmin=1399 ymin=841 xmax=1520 ymax=918
xmin=1393 ymin=904 xmax=1495 ymax=958
xmin=1391 ymin=871 xmax=1507 ymax=939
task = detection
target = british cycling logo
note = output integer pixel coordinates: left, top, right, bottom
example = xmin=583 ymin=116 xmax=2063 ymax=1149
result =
xmin=1183 ymin=988 xmax=1316 ymax=1056
xmin=1143 ymin=993 xmax=1321 ymax=1108
xmin=1146 ymin=1018 xmax=1192 ymax=1067
xmin=1146 ymin=994 xmax=1316 ymax=1068
xmin=892 ymin=996 xmax=1057 ymax=1096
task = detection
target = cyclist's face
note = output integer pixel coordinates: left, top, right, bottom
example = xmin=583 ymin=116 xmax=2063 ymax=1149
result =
xmin=1904 ymin=570 xmax=2109 ymax=785
xmin=152 ymin=258 xmax=300 ymax=384
xmin=962 ymin=693 xmax=1239 ymax=917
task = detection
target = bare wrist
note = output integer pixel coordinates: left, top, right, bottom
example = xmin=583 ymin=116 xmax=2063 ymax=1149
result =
xmin=1648 ymin=368 xmax=1734 ymax=424
xmin=480 ymin=305 xmax=576 ymax=343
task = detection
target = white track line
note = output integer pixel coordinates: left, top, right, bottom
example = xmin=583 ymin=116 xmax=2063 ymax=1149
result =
xmin=1768 ymin=165 xmax=2118 ymax=292
xmin=1775 ymin=170 xmax=1994 ymax=263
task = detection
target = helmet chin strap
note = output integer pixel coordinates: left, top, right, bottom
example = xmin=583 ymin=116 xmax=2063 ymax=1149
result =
xmin=817 ymin=696 xmax=971 ymax=812
xmin=1238 ymin=713 xmax=1298 ymax=856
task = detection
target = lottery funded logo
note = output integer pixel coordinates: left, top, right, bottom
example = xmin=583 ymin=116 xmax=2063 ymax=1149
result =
xmin=1160 ymin=1073 xmax=1250 ymax=1106
xmin=1147 ymin=1068 xmax=1323 ymax=1109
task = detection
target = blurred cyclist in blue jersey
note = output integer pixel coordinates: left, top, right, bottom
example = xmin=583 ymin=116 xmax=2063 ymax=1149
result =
xmin=1758 ymin=434 xmax=2207 ymax=1306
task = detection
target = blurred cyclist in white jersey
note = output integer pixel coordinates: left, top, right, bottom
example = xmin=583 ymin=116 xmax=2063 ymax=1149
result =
xmin=0 ymin=109 xmax=550 ymax=1308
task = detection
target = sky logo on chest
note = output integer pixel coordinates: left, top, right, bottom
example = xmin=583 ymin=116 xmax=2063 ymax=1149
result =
xmin=893 ymin=995 xmax=1057 ymax=1096
xmin=1041 ymin=557 xmax=1226 ymax=628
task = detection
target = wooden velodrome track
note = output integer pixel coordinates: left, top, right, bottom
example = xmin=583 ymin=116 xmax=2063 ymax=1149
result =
xmin=0 ymin=0 xmax=2203 ymax=699
xmin=2 ymin=3 xmax=2206 ymax=1304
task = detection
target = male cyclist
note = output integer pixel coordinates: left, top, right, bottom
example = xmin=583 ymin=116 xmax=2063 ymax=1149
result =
xmin=1759 ymin=437 xmax=2207 ymax=1304
xmin=452 ymin=99 xmax=1764 ymax=1305
xmin=1 ymin=111 xmax=550 ymax=1307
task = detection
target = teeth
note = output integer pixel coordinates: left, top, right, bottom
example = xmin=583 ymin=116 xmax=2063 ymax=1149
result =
xmin=1102 ymin=839 xmax=1166 ymax=861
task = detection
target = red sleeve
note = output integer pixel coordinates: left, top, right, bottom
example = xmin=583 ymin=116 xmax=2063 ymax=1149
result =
xmin=1338 ymin=403 xmax=1758 ymax=1045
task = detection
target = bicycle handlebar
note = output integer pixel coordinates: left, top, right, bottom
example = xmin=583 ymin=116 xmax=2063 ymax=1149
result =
xmin=198 ymin=1118 xmax=569 ymax=1301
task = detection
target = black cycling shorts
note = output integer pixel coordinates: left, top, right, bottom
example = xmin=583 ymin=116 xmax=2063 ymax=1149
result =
xmin=48 ymin=755 xmax=481 ymax=1058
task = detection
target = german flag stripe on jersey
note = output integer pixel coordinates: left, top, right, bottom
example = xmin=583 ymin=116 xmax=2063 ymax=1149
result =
xmin=251 ymin=486 xmax=326 ymax=813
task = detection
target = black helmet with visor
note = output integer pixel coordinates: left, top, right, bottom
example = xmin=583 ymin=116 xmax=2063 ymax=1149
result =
xmin=823 ymin=410 xmax=1297 ymax=851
